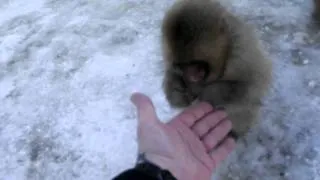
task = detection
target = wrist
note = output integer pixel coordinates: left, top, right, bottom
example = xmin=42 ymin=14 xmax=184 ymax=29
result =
xmin=136 ymin=153 xmax=178 ymax=180
xmin=146 ymin=154 xmax=204 ymax=180
xmin=143 ymin=153 xmax=196 ymax=180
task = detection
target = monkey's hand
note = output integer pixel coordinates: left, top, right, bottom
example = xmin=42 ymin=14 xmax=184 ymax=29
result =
xmin=199 ymin=81 xmax=247 ymax=107
xmin=166 ymin=89 xmax=196 ymax=108
xmin=163 ymin=73 xmax=196 ymax=107
xmin=225 ymin=104 xmax=259 ymax=138
xmin=198 ymin=82 xmax=232 ymax=107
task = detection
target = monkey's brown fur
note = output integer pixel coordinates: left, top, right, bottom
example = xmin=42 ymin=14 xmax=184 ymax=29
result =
xmin=162 ymin=0 xmax=272 ymax=137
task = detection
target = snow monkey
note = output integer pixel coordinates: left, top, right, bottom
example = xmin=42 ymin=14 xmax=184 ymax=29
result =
xmin=161 ymin=0 xmax=272 ymax=138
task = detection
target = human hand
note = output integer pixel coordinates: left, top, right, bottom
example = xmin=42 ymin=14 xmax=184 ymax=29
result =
xmin=131 ymin=93 xmax=236 ymax=180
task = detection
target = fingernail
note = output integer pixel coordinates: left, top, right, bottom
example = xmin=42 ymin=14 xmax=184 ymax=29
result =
xmin=130 ymin=93 xmax=141 ymax=106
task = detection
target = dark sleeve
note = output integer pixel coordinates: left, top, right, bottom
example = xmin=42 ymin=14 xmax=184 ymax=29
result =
xmin=112 ymin=162 xmax=177 ymax=180
xmin=112 ymin=168 xmax=158 ymax=180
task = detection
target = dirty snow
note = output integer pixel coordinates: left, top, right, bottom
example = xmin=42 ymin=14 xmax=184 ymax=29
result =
xmin=0 ymin=0 xmax=319 ymax=180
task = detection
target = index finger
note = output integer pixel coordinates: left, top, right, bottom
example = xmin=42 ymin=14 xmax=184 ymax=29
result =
xmin=169 ymin=102 xmax=213 ymax=127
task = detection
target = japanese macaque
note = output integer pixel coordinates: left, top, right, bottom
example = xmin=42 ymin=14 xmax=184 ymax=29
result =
xmin=314 ymin=0 xmax=320 ymax=22
xmin=161 ymin=0 xmax=272 ymax=138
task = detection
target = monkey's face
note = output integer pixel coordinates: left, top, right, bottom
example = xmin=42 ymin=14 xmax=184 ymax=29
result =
xmin=163 ymin=15 xmax=231 ymax=106
xmin=172 ymin=61 xmax=210 ymax=84
xmin=165 ymin=57 xmax=227 ymax=108
xmin=169 ymin=36 xmax=230 ymax=89
xmin=166 ymin=25 xmax=230 ymax=85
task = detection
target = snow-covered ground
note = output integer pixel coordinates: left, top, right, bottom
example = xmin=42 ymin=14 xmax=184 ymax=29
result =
xmin=0 ymin=0 xmax=319 ymax=179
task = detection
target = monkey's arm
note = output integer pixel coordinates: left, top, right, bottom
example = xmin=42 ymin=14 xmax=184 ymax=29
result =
xmin=198 ymin=81 xmax=261 ymax=137
xmin=163 ymin=71 xmax=196 ymax=107
xmin=198 ymin=81 xmax=247 ymax=107
xmin=225 ymin=104 xmax=259 ymax=137
xmin=226 ymin=80 xmax=266 ymax=137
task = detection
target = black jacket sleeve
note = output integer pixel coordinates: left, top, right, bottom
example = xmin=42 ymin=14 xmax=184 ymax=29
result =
xmin=112 ymin=168 xmax=159 ymax=180
xmin=112 ymin=162 xmax=177 ymax=180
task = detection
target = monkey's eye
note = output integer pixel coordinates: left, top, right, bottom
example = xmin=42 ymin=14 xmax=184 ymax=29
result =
xmin=173 ymin=61 xmax=210 ymax=83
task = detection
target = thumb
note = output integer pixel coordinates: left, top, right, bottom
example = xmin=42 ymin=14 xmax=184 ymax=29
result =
xmin=130 ymin=93 xmax=159 ymax=124
xmin=131 ymin=93 xmax=169 ymax=154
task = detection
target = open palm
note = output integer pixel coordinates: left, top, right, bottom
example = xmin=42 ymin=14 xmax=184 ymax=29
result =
xmin=131 ymin=93 xmax=235 ymax=180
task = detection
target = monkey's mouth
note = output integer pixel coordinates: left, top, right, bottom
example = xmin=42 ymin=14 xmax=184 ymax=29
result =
xmin=182 ymin=61 xmax=210 ymax=83
xmin=173 ymin=61 xmax=211 ymax=83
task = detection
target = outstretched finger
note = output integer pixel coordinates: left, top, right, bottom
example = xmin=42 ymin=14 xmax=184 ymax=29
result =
xmin=170 ymin=102 xmax=213 ymax=127
xmin=131 ymin=93 xmax=168 ymax=153
xmin=191 ymin=110 xmax=227 ymax=138
xmin=202 ymin=119 xmax=232 ymax=152
xmin=131 ymin=93 xmax=158 ymax=124
xmin=210 ymin=138 xmax=236 ymax=169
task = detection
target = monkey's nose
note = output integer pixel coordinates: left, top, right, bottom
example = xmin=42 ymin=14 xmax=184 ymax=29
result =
xmin=184 ymin=65 xmax=206 ymax=83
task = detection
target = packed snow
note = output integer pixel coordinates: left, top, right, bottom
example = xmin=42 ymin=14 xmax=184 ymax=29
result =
xmin=0 ymin=0 xmax=319 ymax=180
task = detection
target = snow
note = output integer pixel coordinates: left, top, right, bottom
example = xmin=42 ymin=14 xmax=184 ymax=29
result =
xmin=0 ymin=0 xmax=319 ymax=180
